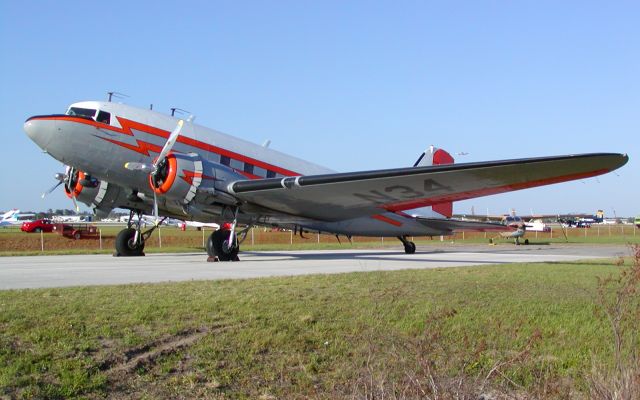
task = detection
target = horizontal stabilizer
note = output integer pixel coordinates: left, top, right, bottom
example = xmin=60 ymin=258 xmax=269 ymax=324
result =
xmin=415 ymin=217 xmax=513 ymax=233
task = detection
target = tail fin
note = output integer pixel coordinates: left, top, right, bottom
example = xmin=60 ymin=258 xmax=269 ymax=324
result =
xmin=412 ymin=146 xmax=454 ymax=218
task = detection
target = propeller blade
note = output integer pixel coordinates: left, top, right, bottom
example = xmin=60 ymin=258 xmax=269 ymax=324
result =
xmin=41 ymin=181 xmax=63 ymax=199
xmin=153 ymin=190 xmax=159 ymax=226
xmin=154 ymin=120 xmax=184 ymax=169
xmin=70 ymin=193 xmax=80 ymax=212
xmin=124 ymin=162 xmax=154 ymax=171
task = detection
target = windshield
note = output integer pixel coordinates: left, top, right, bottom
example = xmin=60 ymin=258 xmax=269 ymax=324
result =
xmin=67 ymin=107 xmax=96 ymax=118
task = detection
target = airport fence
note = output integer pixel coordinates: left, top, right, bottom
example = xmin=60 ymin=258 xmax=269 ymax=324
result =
xmin=0 ymin=224 xmax=638 ymax=253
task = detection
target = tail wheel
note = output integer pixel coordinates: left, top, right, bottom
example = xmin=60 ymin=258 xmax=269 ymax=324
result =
xmin=404 ymin=241 xmax=416 ymax=254
xmin=115 ymin=228 xmax=145 ymax=256
xmin=210 ymin=229 xmax=239 ymax=261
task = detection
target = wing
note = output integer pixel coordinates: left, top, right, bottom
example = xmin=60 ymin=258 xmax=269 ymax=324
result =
xmin=228 ymin=153 xmax=628 ymax=221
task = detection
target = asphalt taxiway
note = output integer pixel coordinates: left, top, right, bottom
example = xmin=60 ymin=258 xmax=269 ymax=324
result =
xmin=0 ymin=244 xmax=630 ymax=290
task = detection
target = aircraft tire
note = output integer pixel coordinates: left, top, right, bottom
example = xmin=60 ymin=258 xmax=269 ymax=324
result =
xmin=206 ymin=232 xmax=216 ymax=258
xmin=115 ymin=228 xmax=145 ymax=256
xmin=404 ymin=241 xmax=416 ymax=254
xmin=211 ymin=229 xmax=239 ymax=261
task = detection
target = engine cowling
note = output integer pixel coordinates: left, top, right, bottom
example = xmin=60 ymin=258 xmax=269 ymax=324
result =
xmin=64 ymin=169 xmax=119 ymax=213
xmin=149 ymin=152 xmax=204 ymax=205
xmin=65 ymin=170 xmax=102 ymax=205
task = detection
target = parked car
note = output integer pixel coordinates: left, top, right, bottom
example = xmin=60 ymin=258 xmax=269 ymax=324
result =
xmin=20 ymin=219 xmax=55 ymax=233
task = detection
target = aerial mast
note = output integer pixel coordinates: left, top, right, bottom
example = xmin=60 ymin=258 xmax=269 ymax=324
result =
xmin=106 ymin=91 xmax=129 ymax=102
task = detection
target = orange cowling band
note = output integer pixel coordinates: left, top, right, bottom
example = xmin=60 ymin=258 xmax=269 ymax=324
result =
xmin=64 ymin=171 xmax=85 ymax=198
xmin=150 ymin=154 xmax=177 ymax=194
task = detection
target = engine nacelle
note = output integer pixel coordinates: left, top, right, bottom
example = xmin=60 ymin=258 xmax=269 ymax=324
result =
xmin=149 ymin=152 xmax=205 ymax=205
xmin=65 ymin=170 xmax=104 ymax=207
xmin=64 ymin=170 xmax=124 ymax=214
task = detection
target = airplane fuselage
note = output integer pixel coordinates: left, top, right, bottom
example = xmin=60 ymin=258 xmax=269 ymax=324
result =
xmin=24 ymin=101 xmax=446 ymax=236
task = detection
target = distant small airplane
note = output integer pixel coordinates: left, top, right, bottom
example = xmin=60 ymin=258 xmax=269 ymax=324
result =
xmin=492 ymin=213 xmax=530 ymax=245
xmin=0 ymin=209 xmax=35 ymax=226
xmin=180 ymin=220 xmax=220 ymax=230
xmin=475 ymin=210 xmax=584 ymax=245
xmin=23 ymin=100 xmax=628 ymax=260
xmin=52 ymin=215 xmax=92 ymax=223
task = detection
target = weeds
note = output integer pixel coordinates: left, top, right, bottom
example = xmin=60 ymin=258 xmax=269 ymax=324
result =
xmin=589 ymin=245 xmax=640 ymax=400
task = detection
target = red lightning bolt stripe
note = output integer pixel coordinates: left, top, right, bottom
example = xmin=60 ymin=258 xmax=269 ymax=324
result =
xmin=179 ymin=170 xmax=219 ymax=185
xmin=32 ymin=115 xmax=301 ymax=177
xmin=100 ymin=137 xmax=163 ymax=156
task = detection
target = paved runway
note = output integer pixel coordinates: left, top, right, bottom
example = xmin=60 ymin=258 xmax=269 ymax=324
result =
xmin=0 ymin=244 xmax=630 ymax=290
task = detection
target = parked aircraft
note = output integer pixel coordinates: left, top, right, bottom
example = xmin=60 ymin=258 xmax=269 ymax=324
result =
xmin=0 ymin=209 xmax=35 ymax=226
xmin=23 ymin=100 xmax=628 ymax=260
xmin=181 ymin=221 xmax=220 ymax=230
xmin=467 ymin=210 xmax=572 ymax=245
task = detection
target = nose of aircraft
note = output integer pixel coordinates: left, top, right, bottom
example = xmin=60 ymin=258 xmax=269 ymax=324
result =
xmin=24 ymin=117 xmax=52 ymax=150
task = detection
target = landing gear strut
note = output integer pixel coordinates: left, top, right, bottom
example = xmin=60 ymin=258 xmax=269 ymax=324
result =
xmin=397 ymin=236 xmax=416 ymax=254
xmin=114 ymin=210 xmax=163 ymax=257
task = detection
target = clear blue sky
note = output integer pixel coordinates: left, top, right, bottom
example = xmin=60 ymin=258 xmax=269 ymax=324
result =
xmin=1 ymin=1 xmax=637 ymax=217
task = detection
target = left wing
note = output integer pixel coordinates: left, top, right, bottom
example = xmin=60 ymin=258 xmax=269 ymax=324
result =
xmin=228 ymin=153 xmax=628 ymax=221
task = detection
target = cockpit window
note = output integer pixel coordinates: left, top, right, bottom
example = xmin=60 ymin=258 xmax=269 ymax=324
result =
xmin=96 ymin=110 xmax=111 ymax=124
xmin=67 ymin=107 xmax=97 ymax=118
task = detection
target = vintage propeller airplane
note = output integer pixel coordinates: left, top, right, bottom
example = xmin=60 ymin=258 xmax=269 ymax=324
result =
xmin=24 ymin=100 xmax=628 ymax=260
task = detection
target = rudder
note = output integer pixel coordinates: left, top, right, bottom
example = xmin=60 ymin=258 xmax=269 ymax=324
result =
xmin=413 ymin=146 xmax=454 ymax=218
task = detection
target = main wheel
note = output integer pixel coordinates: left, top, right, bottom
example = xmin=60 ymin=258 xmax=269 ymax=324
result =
xmin=206 ymin=232 xmax=216 ymax=258
xmin=115 ymin=228 xmax=145 ymax=256
xmin=404 ymin=241 xmax=416 ymax=254
xmin=210 ymin=229 xmax=239 ymax=261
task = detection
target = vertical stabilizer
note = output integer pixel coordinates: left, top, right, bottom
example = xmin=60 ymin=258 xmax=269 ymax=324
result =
xmin=411 ymin=146 xmax=454 ymax=218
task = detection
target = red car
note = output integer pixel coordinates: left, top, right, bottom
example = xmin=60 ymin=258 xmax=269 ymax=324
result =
xmin=20 ymin=219 xmax=54 ymax=233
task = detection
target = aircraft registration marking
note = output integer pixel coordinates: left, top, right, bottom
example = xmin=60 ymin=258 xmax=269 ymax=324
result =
xmin=353 ymin=179 xmax=452 ymax=204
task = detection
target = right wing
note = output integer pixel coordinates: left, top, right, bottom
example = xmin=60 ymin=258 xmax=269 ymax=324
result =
xmin=228 ymin=153 xmax=628 ymax=222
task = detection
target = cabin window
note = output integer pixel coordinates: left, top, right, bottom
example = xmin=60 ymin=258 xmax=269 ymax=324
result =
xmin=230 ymin=159 xmax=243 ymax=170
xmin=243 ymin=163 xmax=254 ymax=174
xmin=67 ymin=107 xmax=96 ymax=118
xmin=96 ymin=110 xmax=111 ymax=124
xmin=266 ymin=170 xmax=276 ymax=178
xmin=220 ymin=155 xmax=230 ymax=166
xmin=254 ymin=166 xmax=266 ymax=177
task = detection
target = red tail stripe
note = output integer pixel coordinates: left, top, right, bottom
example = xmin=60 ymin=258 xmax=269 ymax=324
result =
xmin=371 ymin=214 xmax=403 ymax=227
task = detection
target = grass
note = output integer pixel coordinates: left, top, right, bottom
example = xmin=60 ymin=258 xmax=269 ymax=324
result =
xmin=1 ymin=255 xmax=638 ymax=399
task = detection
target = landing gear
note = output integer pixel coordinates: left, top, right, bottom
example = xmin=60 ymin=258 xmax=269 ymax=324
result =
xmin=115 ymin=228 xmax=145 ymax=256
xmin=206 ymin=229 xmax=240 ymax=261
xmin=114 ymin=210 xmax=162 ymax=257
xmin=206 ymin=208 xmax=241 ymax=262
xmin=397 ymin=236 xmax=416 ymax=254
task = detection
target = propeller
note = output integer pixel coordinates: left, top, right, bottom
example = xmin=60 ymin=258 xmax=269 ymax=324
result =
xmin=41 ymin=173 xmax=65 ymax=198
xmin=124 ymin=118 xmax=187 ymax=224
xmin=41 ymin=166 xmax=80 ymax=212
